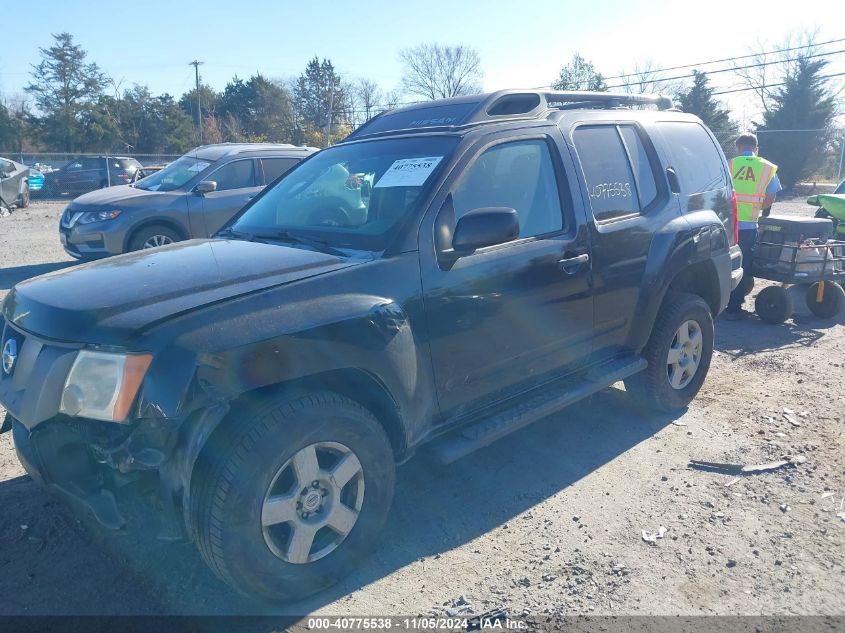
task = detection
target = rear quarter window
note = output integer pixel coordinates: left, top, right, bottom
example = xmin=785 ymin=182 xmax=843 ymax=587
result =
xmin=657 ymin=121 xmax=727 ymax=194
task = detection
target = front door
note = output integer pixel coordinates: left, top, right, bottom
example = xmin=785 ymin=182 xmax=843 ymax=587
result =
xmin=420 ymin=134 xmax=594 ymax=418
xmin=189 ymin=158 xmax=263 ymax=236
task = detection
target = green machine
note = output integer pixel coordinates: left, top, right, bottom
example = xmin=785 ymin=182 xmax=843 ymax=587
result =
xmin=807 ymin=193 xmax=845 ymax=237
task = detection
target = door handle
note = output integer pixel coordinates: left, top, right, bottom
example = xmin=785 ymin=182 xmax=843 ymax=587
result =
xmin=558 ymin=253 xmax=589 ymax=273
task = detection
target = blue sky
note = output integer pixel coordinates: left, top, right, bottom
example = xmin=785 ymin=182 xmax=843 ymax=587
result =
xmin=0 ymin=0 xmax=842 ymax=125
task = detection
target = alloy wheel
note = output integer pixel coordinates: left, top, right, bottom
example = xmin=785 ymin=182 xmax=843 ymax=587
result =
xmin=666 ymin=319 xmax=702 ymax=390
xmin=262 ymin=441 xmax=365 ymax=564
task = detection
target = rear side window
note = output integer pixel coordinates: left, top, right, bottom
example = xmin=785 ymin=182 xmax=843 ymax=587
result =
xmin=453 ymin=139 xmax=565 ymax=238
xmin=261 ymin=158 xmax=299 ymax=184
xmin=619 ymin=126 xmax=658 ymax=208
xmin=657 ymin=121 xmax=726 ymax=193
xmin=81 ymin=158 xmax=102 ymax=170
xmin=209 ymin=159 xmax=256 ymax=191
xmin=573 ymin=126 xmax=639 ymax=222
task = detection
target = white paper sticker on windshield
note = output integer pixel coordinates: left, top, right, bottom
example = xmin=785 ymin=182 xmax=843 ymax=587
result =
xmin=374 ymin=156 xmax=443 ymax=188
xmin=188 ymin=161 xmax=211 ymax=172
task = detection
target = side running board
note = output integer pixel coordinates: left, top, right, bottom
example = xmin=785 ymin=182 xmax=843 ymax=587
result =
xmin=429 ymin=355 xmax=647 ymax=465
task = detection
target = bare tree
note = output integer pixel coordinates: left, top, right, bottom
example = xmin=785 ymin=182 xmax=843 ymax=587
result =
xmin=731 ymin=30 xmax=820 ymax=114
xmin=615 ymin=60 xmax=683 ymax=96
xmin=356 ymin=79 xmax=383 ymax=123
xmin=399 ymin=44 xmax=483 ymax=100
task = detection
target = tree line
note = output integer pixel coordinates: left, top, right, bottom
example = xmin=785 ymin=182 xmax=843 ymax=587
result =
xmin=0 ymin=32 xmax=839 ymax=189
xmin=0 ymin=34 xmax=483 ymax=156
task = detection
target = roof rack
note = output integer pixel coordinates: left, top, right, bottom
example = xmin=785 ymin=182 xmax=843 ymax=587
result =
xmin=345 ymin=89 xmax=674 ymax=141
xmin=540 ymin=90 xmax=674 ymax=111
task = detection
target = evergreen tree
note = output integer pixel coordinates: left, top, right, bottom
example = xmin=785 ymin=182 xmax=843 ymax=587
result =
xmin=677 ymin=71 xmax=738 ymax=157
xmin=25 ymin=33 xmax=108 ymax=152
xmin=553 ymin=54 xmax=607 ymax=91
xmin=293 ymin=58 xmax=348 ymax=146
xmin=758 ymin=56 xmax=837 ymax=189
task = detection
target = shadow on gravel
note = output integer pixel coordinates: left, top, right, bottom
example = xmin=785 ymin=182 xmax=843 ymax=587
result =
xmin=0 ymin=387 xmax=678 ymax=618
xmin=0 ymin=262 xmax=77 ymax=291
xmin=715 ymin=285 xmax=844 ymax=359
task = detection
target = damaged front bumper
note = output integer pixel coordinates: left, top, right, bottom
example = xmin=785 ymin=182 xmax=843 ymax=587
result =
xmin=0 ymin=318 xmax=229 ymax=536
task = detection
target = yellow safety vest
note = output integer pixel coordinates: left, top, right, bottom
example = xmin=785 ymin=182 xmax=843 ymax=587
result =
xmin=729 ymin=155 xmax=777 ymax=223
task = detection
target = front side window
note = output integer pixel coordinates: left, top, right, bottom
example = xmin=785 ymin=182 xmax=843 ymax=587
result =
xmin=453 ymin=139 xmax=564 ymax=238
xmin=208 ymin=159 xmax=256 ymax=191
xmin=573 ymin=125 xmax=639 ymax=222
xmin=232 ymin=136 xmax=459 ymax=250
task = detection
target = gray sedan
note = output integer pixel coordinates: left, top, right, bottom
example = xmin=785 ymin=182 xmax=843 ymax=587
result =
xmin=58 ymin=143 xmax=316 ymax=259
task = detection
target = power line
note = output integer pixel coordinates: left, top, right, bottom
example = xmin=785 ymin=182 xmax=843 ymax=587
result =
xmin=711 ymin=71 xmax=845 ymax=95
xmin=604 ymin=48 xmax=845 ymax=90
xmin=603 ymin=36 xmax=845 ymax=81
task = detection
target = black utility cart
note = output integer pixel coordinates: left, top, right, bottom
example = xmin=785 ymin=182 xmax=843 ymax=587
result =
xmin=751 ymin=216 xmax=845 ymax=324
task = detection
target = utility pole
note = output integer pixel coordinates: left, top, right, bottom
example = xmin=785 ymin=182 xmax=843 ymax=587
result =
xmin=189 ymin=60 xmax=204 ymax=145
xmin=326 ymin=87 xmax=334 ymax=147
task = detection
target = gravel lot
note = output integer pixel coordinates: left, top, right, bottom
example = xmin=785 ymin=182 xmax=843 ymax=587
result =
xmin=0 ymin=199 xmax=843 ymax=624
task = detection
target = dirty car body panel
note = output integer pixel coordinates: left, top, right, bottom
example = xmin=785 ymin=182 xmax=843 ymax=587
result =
xmin=1 ymin=90 xmax=740 ymax=598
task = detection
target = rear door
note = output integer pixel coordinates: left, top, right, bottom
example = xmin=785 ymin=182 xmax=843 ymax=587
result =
xmin=260 ymin=157 xmax=300 ymax=185
xmin=192 ymin=158 xmax=262 ymax=236
xmin=420 ymin=131 xmax=594 ymax=417
xmin=569 ymin=123 xmax=667 ymax=356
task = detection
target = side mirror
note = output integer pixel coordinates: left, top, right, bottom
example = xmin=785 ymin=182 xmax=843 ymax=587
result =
xmin=452 ymin=207 xmax=519 ymax=253
xmin=195 ymin=180 xmax=217 ymax=195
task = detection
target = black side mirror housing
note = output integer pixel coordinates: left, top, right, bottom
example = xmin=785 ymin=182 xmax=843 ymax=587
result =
xmin=452 ymin=207 xmax=519 ymax=253
xmin=195 ymin=180 xmax=217 ymax=195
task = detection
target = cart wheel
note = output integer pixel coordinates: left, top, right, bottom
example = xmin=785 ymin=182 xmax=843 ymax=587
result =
xmin=741 ymin=274 xmax=755 ymax=297
xmin=755 ymin=286 xmax=793 ymax=324
xmin=805 ymin=281 xmax=845 ymax=319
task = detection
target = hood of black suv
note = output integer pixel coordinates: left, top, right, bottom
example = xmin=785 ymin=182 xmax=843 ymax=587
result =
xmin=3 ymin=239 xmax=355 ymax=345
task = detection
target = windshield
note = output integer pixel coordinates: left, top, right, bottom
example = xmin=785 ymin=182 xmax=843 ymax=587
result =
xmin=231 ymin=136 xmax=458 ymax=250
xmin=836 ymin=180 xmax=845 ymax=194
xmin=134 ymin=155 xmax=211 ymax=191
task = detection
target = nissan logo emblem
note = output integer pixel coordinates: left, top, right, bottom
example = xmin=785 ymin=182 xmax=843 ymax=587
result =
xmin=2 ymin=339 xmax=17 ymax=375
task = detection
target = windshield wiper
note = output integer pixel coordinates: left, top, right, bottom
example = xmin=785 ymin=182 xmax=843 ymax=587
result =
xmin=216 ymin=227 xmax=255 ymax=241
xmin=255 ymin=230 xmax=347 ymax=257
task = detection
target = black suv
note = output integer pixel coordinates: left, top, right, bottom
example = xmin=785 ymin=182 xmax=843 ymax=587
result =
xmin=1 ymin=90 xmax=742 ymax=601
xmin=43 ymin=156 xmax=142 ymax=197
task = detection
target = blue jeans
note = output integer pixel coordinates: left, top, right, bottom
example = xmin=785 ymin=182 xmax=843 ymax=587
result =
xmin=727 ymin=228 xmax=758 ymax=313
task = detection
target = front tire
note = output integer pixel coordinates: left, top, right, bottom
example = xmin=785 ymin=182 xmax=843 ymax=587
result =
xmin=625 ymin=293 xmax=714 ymax=413
xmin=755 ymin=286 xmax=792 ymax=324
xmin=128 ymin=224 xmax=181 ymax=251
xmin=190 ymin=391 xmax=395 ymax=601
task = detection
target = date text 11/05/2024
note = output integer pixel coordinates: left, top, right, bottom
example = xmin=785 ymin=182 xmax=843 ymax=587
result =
xmin=306 ymin=616 xmax=528 ymax=630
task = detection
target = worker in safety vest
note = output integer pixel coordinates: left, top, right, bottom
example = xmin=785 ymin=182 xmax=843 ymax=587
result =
xmin=725 ymin=132 xmax=782 ymax=319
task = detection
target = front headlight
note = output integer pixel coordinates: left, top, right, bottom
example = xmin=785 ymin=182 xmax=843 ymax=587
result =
xmin=60 ymin=351 xmax=152 ymax=422
xmin=77 ymin=210 xmax=122 ymax=225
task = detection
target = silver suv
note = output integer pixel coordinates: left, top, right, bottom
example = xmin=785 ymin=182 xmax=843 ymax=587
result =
xmin=59 ymin=143 xmax=316 ymax=259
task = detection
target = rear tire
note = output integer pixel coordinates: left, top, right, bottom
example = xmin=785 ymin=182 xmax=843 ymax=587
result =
xmin=128 ymin=224 xmax=181 ymax=251
xmin=755 ymin=286 xmax=792 ymax=324
xmin=190 ymin=391 xmax=395 ymax=601
xmin=805 ymin=281 xmax=845 ymax=319
xmin=16 ymin=185 xmax=29 ymax=209
xmin=625 ymin=292 xmax=714 ymax=413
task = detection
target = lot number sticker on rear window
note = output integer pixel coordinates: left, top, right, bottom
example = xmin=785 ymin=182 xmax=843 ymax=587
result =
xmin=374 ymin=156 xmax=443 ymax=188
